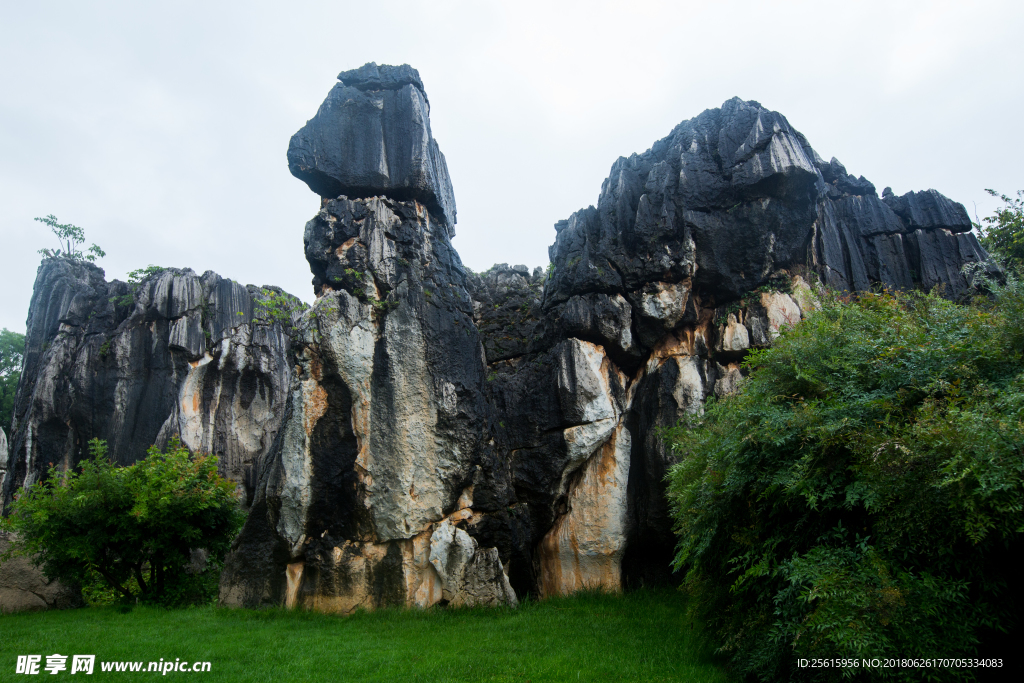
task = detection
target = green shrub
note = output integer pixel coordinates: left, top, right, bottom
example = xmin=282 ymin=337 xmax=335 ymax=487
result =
xmin=0 ymin=328 xmax=24 ymax=431
xmin=667 ymin=286 xmax=1024 ymax=681
xmin=110 ymin=265 xmax=165 ymax=307
xmin=2 ymin=437 xmax=244 ymax=606
xmin=254 ymin=287 xmax=305 ymax=326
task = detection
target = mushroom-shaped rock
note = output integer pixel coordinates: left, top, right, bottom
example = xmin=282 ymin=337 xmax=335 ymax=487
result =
xmin=287 ymin=62 xmax=457 ymax=229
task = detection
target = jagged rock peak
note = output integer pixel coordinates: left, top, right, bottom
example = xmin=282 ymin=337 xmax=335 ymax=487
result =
xmin=288 ymin=62 xmax=457 ymax=230
xmin=337 ymin=62 xmax=425 ymax=98
xmin=544 ymin=96 xmax=991 ymax=306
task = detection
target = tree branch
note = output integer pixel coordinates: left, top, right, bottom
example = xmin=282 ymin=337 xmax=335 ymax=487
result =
xmin=94 ymin=566 xmax=133 ymax=601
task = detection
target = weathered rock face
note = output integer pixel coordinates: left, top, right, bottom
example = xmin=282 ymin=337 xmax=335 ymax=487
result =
xmin=545 ymin=97 xmax=993 ymax=307
xmin=0 ymin=531 xmax=82 ymax=613
xmin=0 ymin=260 xmax=305 ymax=511
xmin=469 ymin=97 xmax=993 ymax=597
xmin=288 ymin=62 xmax=457 ymax=228
xmin=220 ymin=195 xmax=521 ymax=611
xmin=4 ymin=73 xmax=994 ymax=615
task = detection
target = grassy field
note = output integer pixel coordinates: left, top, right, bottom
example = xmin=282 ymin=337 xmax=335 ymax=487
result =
xmin=1 ymin=588 xmax=726 ymax=682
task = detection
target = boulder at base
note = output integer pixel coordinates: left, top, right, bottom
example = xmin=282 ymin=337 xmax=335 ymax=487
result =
xmin=0 ymin=531 xmax=82 ymax=613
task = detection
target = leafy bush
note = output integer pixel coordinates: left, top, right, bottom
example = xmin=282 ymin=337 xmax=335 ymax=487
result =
xmin=3 ymin=437 xmax=244 ymax=606
xmin=667 ymin=286 xmax=1024 ymax=681
xmin=254 ymin=287 xmax=306 ymax=326
xmin=110 ymin=265 xmax=165 ymax=307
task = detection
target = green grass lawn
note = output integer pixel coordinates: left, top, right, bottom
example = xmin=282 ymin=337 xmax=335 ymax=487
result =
xmin=1 ymin=588 xmax=725 ymax=682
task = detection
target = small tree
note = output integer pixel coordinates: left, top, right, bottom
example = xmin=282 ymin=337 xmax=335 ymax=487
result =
xmin=976 ymin=189 xmax=1024 ymax=270
xmin=35 ymin=214 xmax=106 ymax=262
xmin=0 ymin=328 xmax=24 ymax=431
xmin=2 ymin=438 xmax=243 ymax=605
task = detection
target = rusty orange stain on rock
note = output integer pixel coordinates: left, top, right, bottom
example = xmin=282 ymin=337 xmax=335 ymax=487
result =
xmin=335 ymin=237 xmax=359 ymax=258
xmin=308 ymin=351 xmax=323 ymax=382
xmin=650 ymin=331 xmax=692 ymax=360
xmin=597 ymin=434 xmax=618 ymax=482
xmin=538 ymin=425 xmax=628 ymax=598
xmin=285 ymin=562 xmax=304 ymax=609
xmin=303 ymin=382 xmax=328 ymax=437
xmin=447 ymin=508 xmax=472 ymax=523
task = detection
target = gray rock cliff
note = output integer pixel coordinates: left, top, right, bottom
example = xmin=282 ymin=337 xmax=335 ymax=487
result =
xmin=221 ymin=66 xmax=515 ymax=611
xmin=468 ymin=97 xmax=996 ymax=594
xmin=0 ymin=261 xmax=305 ymax=511
xmin=219 ymin=195 xmax=519 ymax=611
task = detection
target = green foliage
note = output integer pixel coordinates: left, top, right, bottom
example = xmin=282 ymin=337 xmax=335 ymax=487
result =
xmin=721 ymin=274 xmax=795 ymax=318
xmin=368 ymin=296 xmax=399 ymax=313
xmin=4 ymin=437 xmax=244 ymax=606
xmin=254 ymin=288 xmax=305 ymax=326
xmin=667 ymin=286 xmax=1024 ymax=681
xmin=0 ymin=328 xmax=24 ymax=432
xmin=110 ymin=265 xmax=165 ymax=307
xmin=977 ymin=189 xmax=1024 ymax=270
xmin=546 ymin=262 xmax=556 ymax=280
xmin=34 ymin=214 xmax=105 ymax=263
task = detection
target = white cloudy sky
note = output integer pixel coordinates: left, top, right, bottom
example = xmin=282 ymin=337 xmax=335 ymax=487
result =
xmin=2 ymin=0 xmax=1022 ymax=333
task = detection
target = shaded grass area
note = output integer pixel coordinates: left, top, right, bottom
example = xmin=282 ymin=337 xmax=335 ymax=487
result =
xmin=1 ymin=588 xmax=725 ymax=682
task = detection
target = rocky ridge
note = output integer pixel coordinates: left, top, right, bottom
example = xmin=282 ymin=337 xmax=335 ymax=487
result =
xmin=1 ymin=65 xmax=994 ymax=614
xmin=0 ymin=262 xmax=306 ymax=510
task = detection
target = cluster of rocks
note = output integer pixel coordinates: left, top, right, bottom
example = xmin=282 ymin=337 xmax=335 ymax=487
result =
xmin=0 ymin=64 xmax=993 ymax=613
xmin=0 ymin=262 xmax=306 ymax=509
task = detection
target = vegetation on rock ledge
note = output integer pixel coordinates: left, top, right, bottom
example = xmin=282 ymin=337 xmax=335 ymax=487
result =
xmin=34 ymin=214 xmax=105 ymax=263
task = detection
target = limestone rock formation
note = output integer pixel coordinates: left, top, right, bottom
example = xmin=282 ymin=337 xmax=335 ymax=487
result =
xmin=219 ymin=194 xmax=522 ymax=611
xmin=545 ymin=97 xmax=993 ymax=307
xmin=2 ymin=69 xmax=994 ymax=615
xmin=0 ymin=260 xmax=305 ymax=510
xmin=470 ymin=97 xmax=994 ymax=595
xmin=288 ymin=63 xmax=457 ymax=228
xmin=221 ymin=71 xmax=517 ymax=611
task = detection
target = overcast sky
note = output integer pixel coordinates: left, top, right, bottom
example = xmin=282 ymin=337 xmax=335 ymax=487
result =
xmin=2 ymin=0 xmax=1022 ymax=333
